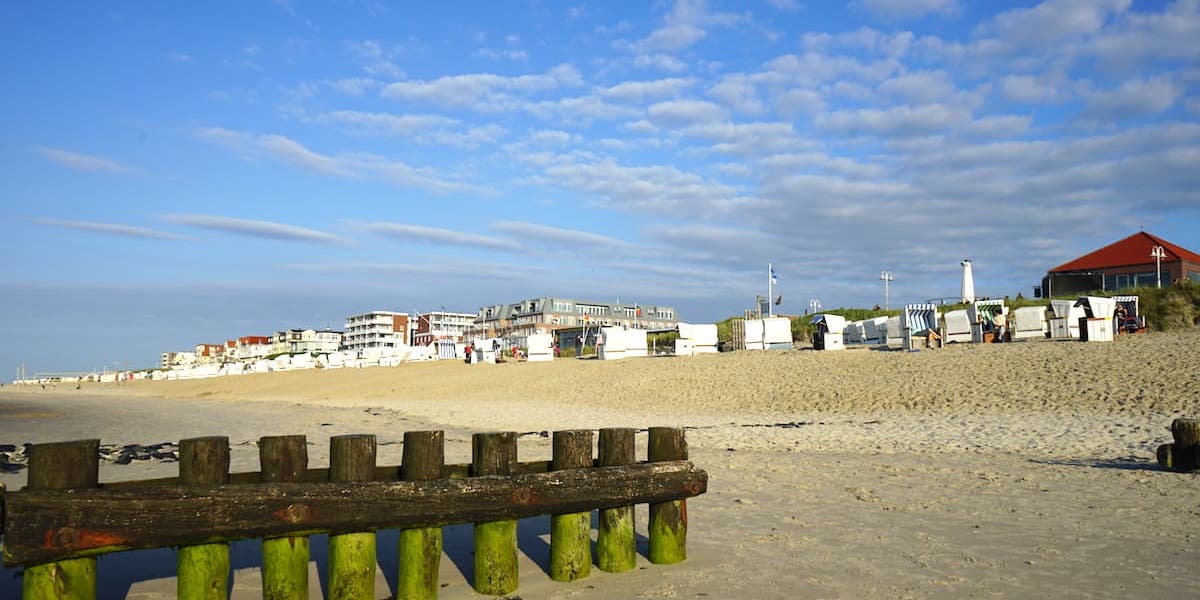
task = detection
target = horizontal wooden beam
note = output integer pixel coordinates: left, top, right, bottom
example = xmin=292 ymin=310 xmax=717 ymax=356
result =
xmin=100 ymin=460 xmax=560 ymax=488
xmin=3 ymin=461 xmax=706 ymax=567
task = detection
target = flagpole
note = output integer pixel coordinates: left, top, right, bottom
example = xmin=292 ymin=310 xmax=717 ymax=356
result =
xmin=768 ymin=262 xmax=773 ymax=317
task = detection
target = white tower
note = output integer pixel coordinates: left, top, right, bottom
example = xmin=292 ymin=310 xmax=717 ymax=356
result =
xmin=960 ymin=259 xmax=976 ymax=303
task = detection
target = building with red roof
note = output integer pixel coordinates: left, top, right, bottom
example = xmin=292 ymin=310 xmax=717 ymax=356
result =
xmin=1041 ymin=232 xmax=1200 ymax=297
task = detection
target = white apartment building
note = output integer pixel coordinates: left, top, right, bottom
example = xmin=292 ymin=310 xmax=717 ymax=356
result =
xmin=412 ymin=310 xmax=477 ymax=346
xmin=343 ymin=311 xmax=411 ymax=352
xmin=272 ymin=329 xmax=343 ymax=354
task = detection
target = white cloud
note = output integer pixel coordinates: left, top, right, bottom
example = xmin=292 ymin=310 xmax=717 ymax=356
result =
xmin=647 ymin=99 xmax=727 ymax=125
xmin=346 ymin=39 xmax=406 ymax=79
xmin=33 ymin=218 xmax=187 ymax=240
xmin=34 ymin=147 xmax=133 ymax=174
xmin=856 ymin=0 xmax=960 ymax=19
xmin=256 ymin=134 xmax=352 ymax=176
xmin=381 ymin=64 xmax=581 ymax=109
xmin=877 ymin=70 xmax=956 ymax=103
xmin=600 ymin=77 xmax=697 ymax=102
xmin=329 ymin=78 xmax=381 ymax=96
xmin=707 ymin=77 xmax=765 ymax=114
xmin=1081 ymin=75 xmax=1183 ymax=119
xmin=816 ymin=103 xmax=973 ymax=136
xmin=985 ymin=0 xmax=1132 ymax=50
xmin=489 ymin=221 xmax=632 ymax=250
xmin=163 ymin=214 xmax=346 ymax=245
xmin=365 ymin=222 xmax=522 ymax=252
xmin=1001 ymin=74 xmax=1071 ymax=103
xmin=166 ymin=51 xmax=193 ymax=63
xmin=195 ymin=127 xmax=480 ymax=192
xmin=640 ymin=23 xmax=707 ymax=52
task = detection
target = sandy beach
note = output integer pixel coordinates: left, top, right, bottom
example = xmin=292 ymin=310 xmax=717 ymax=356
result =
xmin=3 ymin=330 xmax=1199 ymax=599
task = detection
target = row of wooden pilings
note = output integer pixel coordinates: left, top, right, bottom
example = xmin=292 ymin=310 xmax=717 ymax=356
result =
xmin=1 ymin=427 xmax=703 ymax=600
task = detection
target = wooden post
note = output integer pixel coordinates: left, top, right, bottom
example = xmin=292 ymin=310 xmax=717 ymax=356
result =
xmin=1170 ymin=418 xmax=1199 ymax=471
xmin=597 ymin=428 xmax=636 ymax=572
xmin=22 ymin=439 xmax=99 ymax=600
xmin=471 ymin=432 xmax=518 ymax=595
xmin=327 ymin=434 xmax=378 ymax=600
xmin=648 ymin=427 xmax=688 ymax=564
xmin=259 ymin=435 xmax=309 ymax=600
xmin=550 ymin=430 xmax=594 ymax=581
xmin=396 ymin=431 xmax=444 ymax=600
xmin=178 ymin=436 xmax=231 ymax=600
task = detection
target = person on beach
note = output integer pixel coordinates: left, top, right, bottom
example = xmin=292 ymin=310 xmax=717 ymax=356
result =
xmin=992 ymin=309 xmax=1008 ymax=342
xmin=464 ymin=344 xmax=473 ymax=364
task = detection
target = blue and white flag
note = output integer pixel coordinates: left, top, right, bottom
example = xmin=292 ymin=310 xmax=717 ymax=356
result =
xmin=770 ymin=265 xmax=778 ymax=284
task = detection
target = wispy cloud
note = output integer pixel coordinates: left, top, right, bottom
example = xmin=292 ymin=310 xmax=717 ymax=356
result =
xmin=32 ymin=218 xmax=188 ymax=240
xmin=34 ymin=147 xmax=134 ymax=174
xmin=195 ymin=127 xmax=481 ymax=192
xmin=365 ymin=222 xmax=523 ymax=252
xmin=489 ymin=220 xmax=632 ymax=250
xmin=162 ymin=214 xmax=346 ymax=245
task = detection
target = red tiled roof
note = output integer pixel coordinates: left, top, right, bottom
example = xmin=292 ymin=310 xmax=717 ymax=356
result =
xmin=1050 ymin=232 xmax=1200 ymax=273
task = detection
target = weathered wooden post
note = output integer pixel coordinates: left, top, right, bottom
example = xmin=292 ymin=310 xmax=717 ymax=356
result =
xmin=550 ymin=429 xmax=594 ymax=581
xmin=1156 ymin=418 xmax=1200 ymax=471
xmin=327 ymin=434 xmax=378 ymax=600
xmin=648 ymin=427 xmax=687 ymax=564
xmin=259 ymin=435 xmax=310 ymax=600
xmin=396 ymin=430 xmax=445 ymax=600
xmin=178 ymin=436 xmax=232 ymax=600
xmin=471 ymin=432 xmax=518 ymax=595
xmin=22 ymin=439 xmax=99 ymax=600
xmin=597 ymin=428 xmax=637 ymax=572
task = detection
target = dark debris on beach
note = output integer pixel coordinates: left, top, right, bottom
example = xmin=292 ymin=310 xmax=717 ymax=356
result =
xmin=0 ymin=442 xmax=180 ymax=473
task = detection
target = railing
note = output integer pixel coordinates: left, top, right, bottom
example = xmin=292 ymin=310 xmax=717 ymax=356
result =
xmin=0 ymin=427 xmax=706 ymax=600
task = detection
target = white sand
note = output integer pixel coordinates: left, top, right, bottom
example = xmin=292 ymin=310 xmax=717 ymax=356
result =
xmin=2 ymin=330 xmax=1199 ymax=598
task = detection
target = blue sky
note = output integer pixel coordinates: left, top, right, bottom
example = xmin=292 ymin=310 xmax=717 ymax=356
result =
xmin=2 ymin=0 xmax=1198 ymax=374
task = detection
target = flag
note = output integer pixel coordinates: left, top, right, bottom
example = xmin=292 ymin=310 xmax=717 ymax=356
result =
xmin=770 ymin=265 xmax=778 ymax=284
xmin=775 ymin=294 xmax=783 ymax=306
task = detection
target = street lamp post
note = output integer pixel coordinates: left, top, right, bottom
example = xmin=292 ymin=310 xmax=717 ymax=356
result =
xmin=880 ymin=270 xmax=895 ymax=310
xmin=1150 ymin=245 xmax=1166 ymax=288
xmin=809 ymin=299 xmax=821 ymax=314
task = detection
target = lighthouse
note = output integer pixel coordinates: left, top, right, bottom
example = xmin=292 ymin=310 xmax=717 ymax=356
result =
xmin=960 ymin=259 xmax=976 ymax=303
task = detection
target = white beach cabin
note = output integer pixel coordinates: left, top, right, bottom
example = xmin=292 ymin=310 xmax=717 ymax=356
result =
xmin=862 ymin=316 xmax=888 ymax=345
xmin=526 ymin=332 xmax=554 ymax=362
xmin=597 ymin=326 xmax=627 ymax=360
xmin=1049 ymin=299 xmax=1086 ymax=339
xmin=811 ymin=314 xmax=846 ymax=351
xmin=625 ymin=328 xmax=649 ymax=358
xmin=762 ymin=317 xmax=793 ymax=350
xmin=843 ymin=320 xmax=864 ymax=345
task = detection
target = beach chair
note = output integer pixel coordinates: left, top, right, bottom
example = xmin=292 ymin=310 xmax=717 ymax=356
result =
xmin=942 ymin=309 xmax=972 ymax=344
xmin=597 ymin=327 xmax=627 ymax=360
xmin=762 ymin=317 xmax=793 ymax=350
xmin=1010 ymin=306 xmax=1049 ymax=340
xmin=968 ymin=300 xmax=1006 ymax=344
xmin=885 ymin=316 xmax=903 ymax=347
xmin=1049 ymin=299 xmax=1086 ymax=339
xmin=1074 ymin=297 xmax=1116 ymax=342
xmin=902 ymin=304 xmax=941 ymax=350
xmin=810 ymin=314 xmax=846 ymax=350
xmin=1111 ymin=295 xmax=1146 ymax=334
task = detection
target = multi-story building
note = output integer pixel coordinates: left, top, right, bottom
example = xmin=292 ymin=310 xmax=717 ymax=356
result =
xmin=236 ymin=335 xmax=273 ymax=360
xmin=160 ymin=351 xmax=197 ymax=368
xmin=193 ymin=343 xmax=226 ymax=365
xmin=412 ymin=310 xmax=477 ymax=346
xmin=272 ymin=329 xmax=343 ymax=354
xmin=471 ymin=297 xmax=678 ymax=345
xmin=343 ymin=311 xmax=411 ymax=352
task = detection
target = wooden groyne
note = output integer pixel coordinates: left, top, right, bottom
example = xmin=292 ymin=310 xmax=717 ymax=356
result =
xmin=0 ymin=427 xmax=707 ymax=600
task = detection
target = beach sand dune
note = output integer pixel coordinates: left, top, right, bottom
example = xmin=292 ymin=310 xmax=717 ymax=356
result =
xmin=2 ymin=329 xmax=1198 ymax=598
